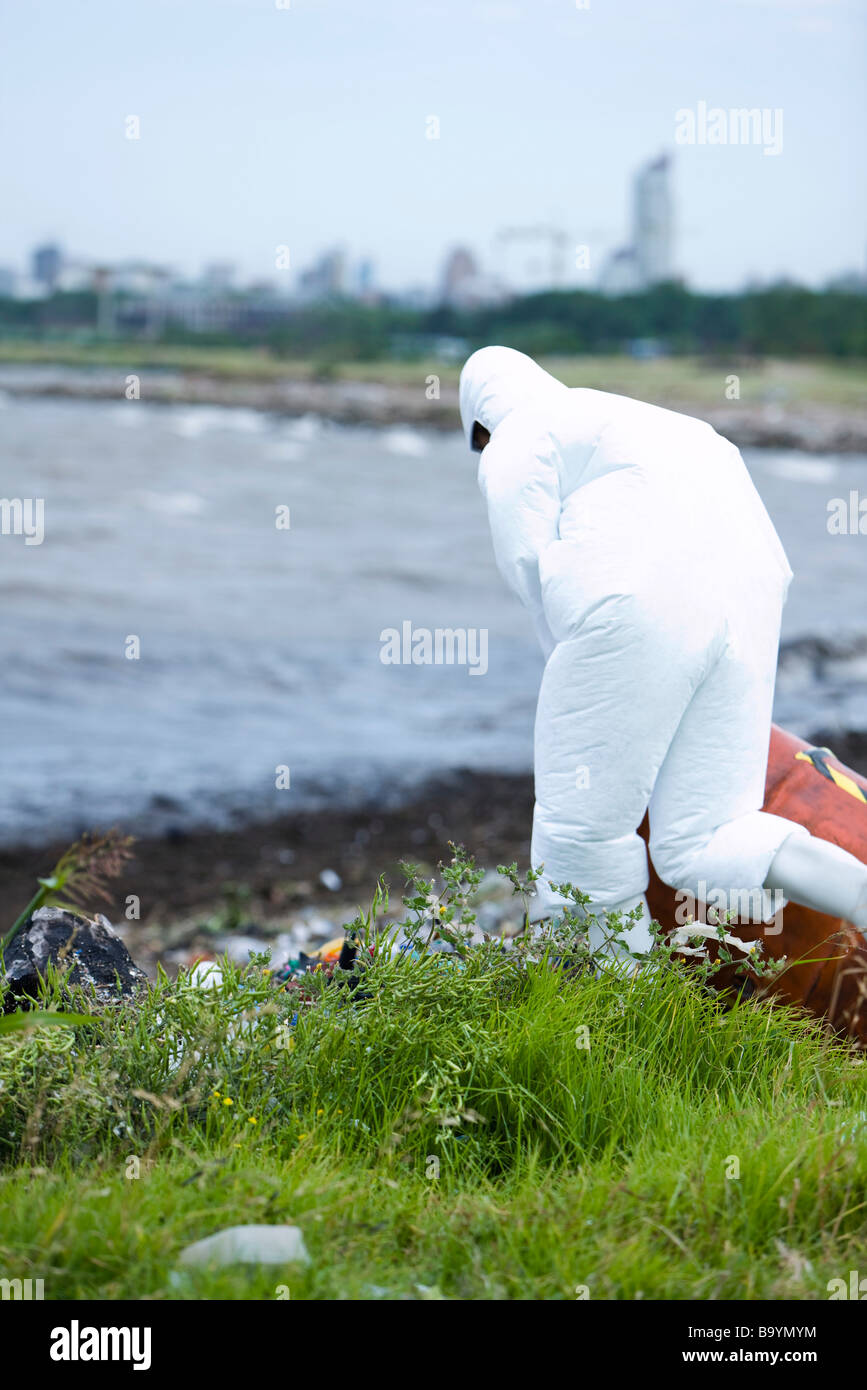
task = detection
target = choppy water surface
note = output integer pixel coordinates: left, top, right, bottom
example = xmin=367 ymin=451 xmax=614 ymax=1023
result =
xmin=1 ymin=394 xmax=865 ymax=844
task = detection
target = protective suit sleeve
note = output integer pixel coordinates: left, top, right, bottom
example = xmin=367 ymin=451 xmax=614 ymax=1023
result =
xmin=478 ymin=436 xmax=560 ymax=659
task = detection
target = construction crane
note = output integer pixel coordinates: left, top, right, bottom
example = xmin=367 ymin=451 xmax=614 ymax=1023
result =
xmin=495 ymin=222 xmax=617 ymax=292
xmin=494 ymin=225 xmax=571 ymax=290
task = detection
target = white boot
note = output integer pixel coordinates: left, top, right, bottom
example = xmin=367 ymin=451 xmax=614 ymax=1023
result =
xmin=764 ymin=830 xmax=867 ymax=930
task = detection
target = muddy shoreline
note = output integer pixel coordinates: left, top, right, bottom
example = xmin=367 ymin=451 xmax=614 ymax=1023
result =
xmin=0 ymin=769 xmax=536 ymax=973
xmin=3 ymin=364 xmax=867 ymax=453
xmin=2 ymin=728 xmax=865 ymax=974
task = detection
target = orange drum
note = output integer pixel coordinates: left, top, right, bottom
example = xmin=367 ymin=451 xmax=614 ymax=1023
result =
xmin=640 ymin=725 xmax=867 ymax=1042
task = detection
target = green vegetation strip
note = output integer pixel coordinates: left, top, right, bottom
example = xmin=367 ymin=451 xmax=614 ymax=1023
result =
xmin=0 ymin=340 xmax=865 ymax=409
xmin=2 ymin=939 xmax=865 ymax=1300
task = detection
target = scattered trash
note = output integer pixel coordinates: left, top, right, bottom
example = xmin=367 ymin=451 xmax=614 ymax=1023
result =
xmin=298 ymin=909 xmax=339 ymax=940
xmin=213 ymin=934 xmax=271 ymax=964
xmin=177 ymin=1224 xmax=310 ymax=1268
xmin=187 ymin=961 xmax=224 ymax=989
xmin=269 ymin=933 xmax=296 ymax=972
xmin=271 ymin=935 xmax=371 ymax=996
xmin=836 ymin=1109 xmax=867 ymax=1144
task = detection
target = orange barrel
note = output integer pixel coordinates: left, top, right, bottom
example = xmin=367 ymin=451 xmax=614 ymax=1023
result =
xmin=640 ymin=725 xmax=867 ymax=1042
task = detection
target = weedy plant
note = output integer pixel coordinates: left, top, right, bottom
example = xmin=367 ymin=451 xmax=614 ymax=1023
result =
xmin=0 ymin=829 xmax=134 ymax=958
xmin=0 ymin=843 xmax=831 ymax=1167
xmin=397 ymin=844 xmax=786 ymax=988
xmin=2 ymin=842 xmax=865 ymax=1300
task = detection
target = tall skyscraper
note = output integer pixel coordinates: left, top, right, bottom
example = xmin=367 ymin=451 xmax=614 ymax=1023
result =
xmin=32 ymin=243 xmax=63 ymax=291
xmin=600 ymin=154 xmax=676 ymax=294
xmin=440 ymin=246 xmax=480 ymax=305
xmin=632 ymin=154 xmax=674 ymax=287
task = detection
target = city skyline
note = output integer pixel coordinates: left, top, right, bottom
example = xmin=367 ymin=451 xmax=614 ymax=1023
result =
xmin=9 ymin=147 xmax=865 ymax=309
xmin=3 ymin=0 xmax=865 ymax=296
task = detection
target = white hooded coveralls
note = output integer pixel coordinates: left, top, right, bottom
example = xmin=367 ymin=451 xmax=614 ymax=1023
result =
xmin=460 ymin=346 xmax=805 ymax=928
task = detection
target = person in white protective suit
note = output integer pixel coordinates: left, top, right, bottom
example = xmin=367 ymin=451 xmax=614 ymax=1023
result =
xmin=460 ymin=346 xmax=867 ymax=966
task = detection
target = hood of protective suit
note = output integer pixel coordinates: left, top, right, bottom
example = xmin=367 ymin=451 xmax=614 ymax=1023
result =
xmin=459 ymin=346 xmax=570 ymax=450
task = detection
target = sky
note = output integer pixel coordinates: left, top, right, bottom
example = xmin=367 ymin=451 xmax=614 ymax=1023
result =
xmin=2 ymin=0 xmax=865 ymax=294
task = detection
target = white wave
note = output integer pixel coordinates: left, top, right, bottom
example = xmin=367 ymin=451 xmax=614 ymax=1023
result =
xmin=264 ymin=440 xmax=305 ymax=462
xmin=284 ymin=414 xmax=323 ymax=441
xmin=108 ymin=404 xmax=146 ymax=427
xmin=383 ymin=426 xmax=428 ymax=457
xmin=134 ymin=490 xmax=207 ymax=516
xmin=168 ymin=406 xmax=227 ymax=438
xmin=763 ymin=455 xmax=838 ymax=484
xmin=218 ymin=408 xmax=266 ymax=434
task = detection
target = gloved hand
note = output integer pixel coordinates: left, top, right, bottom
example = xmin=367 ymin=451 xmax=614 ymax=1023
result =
xmin=764 ymin=830 xmax=867 ymax=930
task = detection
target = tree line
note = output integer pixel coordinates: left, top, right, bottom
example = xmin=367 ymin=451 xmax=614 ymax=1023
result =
xmin=0 ymin=281 xmax=864 ymax=358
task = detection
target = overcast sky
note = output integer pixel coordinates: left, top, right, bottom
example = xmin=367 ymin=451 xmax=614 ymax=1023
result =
xmin=3 ymin=0 xmax=865 ymax=293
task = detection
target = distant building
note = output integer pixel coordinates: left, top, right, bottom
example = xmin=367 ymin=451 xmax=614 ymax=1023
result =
xmin=113 ymin=276 xmax=292 ymax=336
xmin=112 ymin=262 xmax=174 ymax=296
xmin=825 ymin=269 xmax=867 ymax=295
xmin=202 ymin=262 xmax=237 ymax=290
xmin=441 ymin=247 xmax=478 ymax=305
xmin=32 ymin=243 xmax=63 ymax=292
xmin=600 ymin=154 xmax=676 ymax=293
xmin=599 ymin=247 xmax=641 ymax=295
xmin=55 ymin=262 xmax=97 ymax=293
xmin=12 ymin=276 xmax=48 ymax=300
xmin=391 ymin=285 xmax=437 ymax=310
xmin=439 ymin=245 xmax=507 ymax=308
xmin=353 ymin=257 xmax=377 ymax=299
xmin=297 ymin=247 xmax=347 ymax=301
xmin=633 ymin=154 xmax=673 ymax=286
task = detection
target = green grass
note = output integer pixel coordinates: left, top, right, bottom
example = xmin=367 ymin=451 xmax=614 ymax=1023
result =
xmin=0 ymin=337 xmax=865 ymax=409
xmin=2 ymin=934 xmax=867 ymax=1300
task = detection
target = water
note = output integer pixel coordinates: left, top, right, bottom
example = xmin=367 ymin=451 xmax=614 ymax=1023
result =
xmin=2 ymin=395 xmax=866 ymax=846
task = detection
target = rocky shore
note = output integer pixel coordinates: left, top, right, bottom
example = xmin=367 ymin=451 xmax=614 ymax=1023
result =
xmin=3 ymin=363 xmax=867 ymax=453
